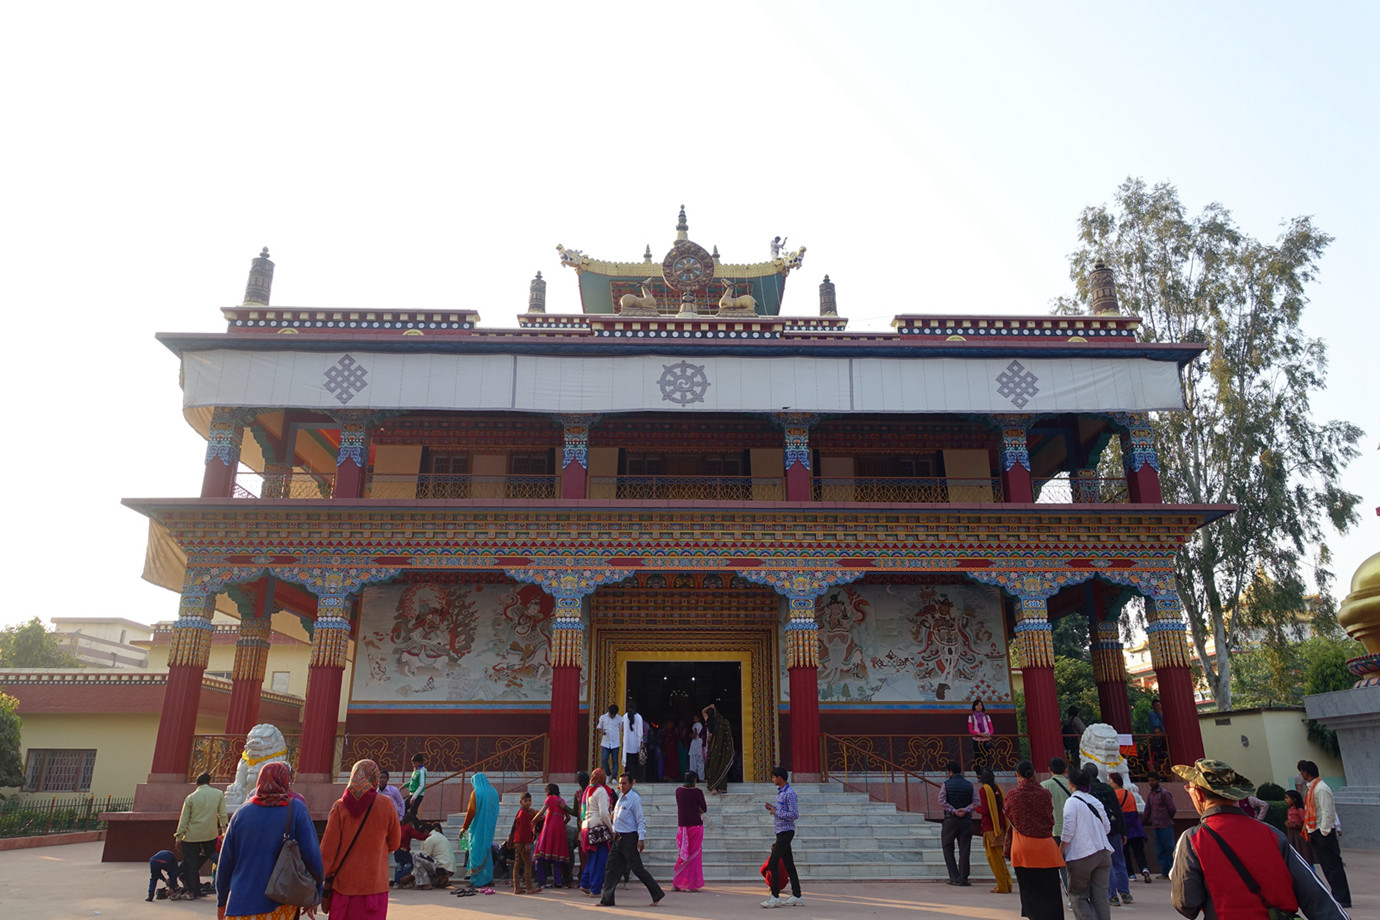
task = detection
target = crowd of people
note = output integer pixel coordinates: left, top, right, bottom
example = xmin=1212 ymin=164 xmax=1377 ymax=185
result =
xmin=145 ymin=708 xmax=1355 ymax=920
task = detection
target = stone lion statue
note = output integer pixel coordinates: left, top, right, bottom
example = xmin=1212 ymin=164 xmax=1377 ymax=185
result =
xmin=224 ymin=722 xmax=289 ymax=810
xmin=1079 ymin=722 xmax=1128 ymax=783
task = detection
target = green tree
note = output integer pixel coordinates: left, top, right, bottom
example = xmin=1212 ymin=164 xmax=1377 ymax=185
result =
xmin=0 ymin=693 xmax=23 ymax=788
xmin=1057 ymin=179 xmax=1364 ymax=711
xmin=1303 ymin=635 xmax=1363 ymax=758
xmin=0 ymin=618 xmax=82 ymax=668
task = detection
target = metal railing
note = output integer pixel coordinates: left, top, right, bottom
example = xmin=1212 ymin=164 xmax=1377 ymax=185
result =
xmin=822 ymin=733 xmax=1032 ymax=780
xmin=233 ymin=469 xmax=335 ymax=499
xmin=1033 ymin=476 xmax=1129 ymax=504
xmin=0 ymin=795 xmax=134 ymax=838
xmin=1065 ymin=734 xmax=1171 ymax=781
xmin=589 ymin=475 xmax=784 ymax=502
xmin=821 ymin=734 xmax=943 ymax=817
xmin=813 ymin=477 xmax=1003 ymax=503
xmin=189 ymin=734 xmax=303 ymax=783
xmin=369 ymin=473 xmax=560 ymax=500
xmin=358 ymin=733 xmax=549 ymax=822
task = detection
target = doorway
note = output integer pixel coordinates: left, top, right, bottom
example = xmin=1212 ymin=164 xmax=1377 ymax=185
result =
xmin=625 ymin=660 xmax=743 ymax=784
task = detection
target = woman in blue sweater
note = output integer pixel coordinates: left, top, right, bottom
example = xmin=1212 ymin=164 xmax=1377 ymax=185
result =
xmin=216 ymin=761 xmax=323 ymax=920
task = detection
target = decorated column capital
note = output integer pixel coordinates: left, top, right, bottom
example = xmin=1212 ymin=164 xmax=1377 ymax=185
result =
xmin=327 ymin=409 xmax=392 ymax=467
xmin=735 ymin=568 xmax=864 ymax=668
xmin=1090 ymin=618 xmax=1128 ymax=683
xmin=205 ymin=407 xmax=258 ymax=466
xmin=1108 ymin=411 xmax=1159 ymax=474
xmin=270 ymin=561 xmax=401 ymax=605
xmin=990 ymin=413 xmax=1037 ymax=472
xmin=1093 ymin=569 xmax=1193 ymax=669
xmin=556 ymin=414 xmax=602 ymax=470
xmin=966 ymin=569 xmax=1096 ymax=670
xmin=232 ymin=616 xmax=273 ymax=682
xmin=505 ymin=568 xmax=634 ymax=667
xmin=768 ymin=413 xmax=822 ymax=471
xmin=169 ymin=592 xmax=217 ymax=668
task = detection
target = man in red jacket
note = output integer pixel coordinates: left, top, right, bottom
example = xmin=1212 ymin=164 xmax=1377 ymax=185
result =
xmin=1170 ymin=758 xmax=1348 ymax=920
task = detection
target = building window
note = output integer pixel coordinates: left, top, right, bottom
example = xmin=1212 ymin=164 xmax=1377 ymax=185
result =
xmin=270 ymin=671 xmax=291 ymax=693
xmin=24 ymin=749 xmax=97 ymax=792
xmin=205 ymin=670 xmax=232 ymax=681
xmin=509 ymin=453 xmax=552 ymax=475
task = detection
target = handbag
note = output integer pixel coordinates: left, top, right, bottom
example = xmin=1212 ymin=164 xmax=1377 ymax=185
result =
xmin=265 ymin=802 xmax=322 ymax=908
xmin=1000 ymin=824 xmax=1014 ymax=861
xmin=586 ymin=823 xmax=612 ymax=847
xmin=1198 ymin=821 xmax=1300 ymax=920
xmin=321 ymin=797 xmax=376 ymax=913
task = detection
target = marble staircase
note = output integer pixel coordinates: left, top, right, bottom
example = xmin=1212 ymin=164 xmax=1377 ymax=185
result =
xmin=443 ymin=781 xmax=991 ymax=882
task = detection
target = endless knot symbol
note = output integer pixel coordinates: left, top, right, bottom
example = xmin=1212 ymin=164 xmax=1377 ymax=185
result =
xmin=995 ymin=360 xmax=1040 ymax=409
xmin=657 ymin=361 xmax=711 ymax=405
xmin=323 ymin=354 xmax=369 ymax=404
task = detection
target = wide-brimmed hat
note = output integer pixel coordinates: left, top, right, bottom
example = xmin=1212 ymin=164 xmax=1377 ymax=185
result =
xmin=1172 ymin=758 xmax=1255 ymax=800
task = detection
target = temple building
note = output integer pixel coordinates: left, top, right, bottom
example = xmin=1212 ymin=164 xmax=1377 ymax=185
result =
xmin=111 ymin=209 xmax=1227 ymax=855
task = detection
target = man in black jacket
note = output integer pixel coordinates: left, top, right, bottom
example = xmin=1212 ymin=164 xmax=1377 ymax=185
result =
xmin=938 ymin=760 xmax=975 ymax=886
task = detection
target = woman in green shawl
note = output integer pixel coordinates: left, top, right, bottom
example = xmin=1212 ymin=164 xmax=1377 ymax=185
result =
xmin=459 ymin=772 xmax=500 ymax=886
xmin=702 ymin=703 xmax=735 ymax=793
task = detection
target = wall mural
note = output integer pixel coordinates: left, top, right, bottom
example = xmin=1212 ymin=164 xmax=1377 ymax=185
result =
xmin=786 ymin=583 xmax=1011 ymax=703
xmin=354 ymin=582 xmax=585 ymax=702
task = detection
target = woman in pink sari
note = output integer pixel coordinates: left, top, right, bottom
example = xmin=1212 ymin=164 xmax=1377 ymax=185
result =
xmin=672 ymin=771 xmax=708 ymax=891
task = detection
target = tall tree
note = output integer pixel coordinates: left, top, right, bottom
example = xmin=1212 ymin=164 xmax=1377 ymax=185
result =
xmin=0 ymin=618 xmax=82 ymax=668
xmin=1057 ymin=179 xmax=1363 ymax=710
xmin=0 ymin=692 xmax=23 ymax=788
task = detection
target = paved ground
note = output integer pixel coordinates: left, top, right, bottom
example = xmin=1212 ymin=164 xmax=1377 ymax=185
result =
xmin=0 ymin=841 xmax=1371 ymax=919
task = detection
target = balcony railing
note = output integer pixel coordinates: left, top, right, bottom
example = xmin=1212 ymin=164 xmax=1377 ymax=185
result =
xmin=368 ymin=473 xmax=559 ymax=500
xmin=1034 ymin=476 xmax=1129 ymax=503
xmin=813 ymin=476 xmax=1002 ymax=503
xmin=233 ymin=469 xmax=335 ymax=500
xmin=589 ymin=475 xmax=784 ymax=502
xmin=189 ymin=733 xmax=304 ymax=783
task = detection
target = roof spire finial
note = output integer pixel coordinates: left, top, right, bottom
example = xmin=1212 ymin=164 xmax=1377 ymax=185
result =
xmin=675 ymin=204 xmax=688 ymax=241
xmin=1088 ymin=259 xmax=1121 ymax=315
xmin=643 ymin=244 xmax=653 ymax=263
xmin=242 ymin=246 xmax=275 ymax=306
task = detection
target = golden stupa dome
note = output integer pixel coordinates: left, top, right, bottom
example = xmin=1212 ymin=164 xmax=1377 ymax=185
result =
xmin=1338 ymin=551 xmax=1380 ymax=655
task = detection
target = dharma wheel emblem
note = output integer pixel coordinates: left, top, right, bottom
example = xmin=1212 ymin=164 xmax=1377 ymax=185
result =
xmin=661 ymin=240 xmax=715 ymax=293
xmin=658 ymin=361 xmax=711 ymax=405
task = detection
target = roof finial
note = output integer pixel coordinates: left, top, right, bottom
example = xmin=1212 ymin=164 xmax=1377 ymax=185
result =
xmin=1088 ymin=259 xmax=1121 ymax=315
xmin=243 ymin=247 xmax=275 ymax=306
xmin=712 ymin=244 xmax=720 ymax=262
xmin=819 ymin=274 xmax=837 ymax=316
xmin=643 ymin=244 xmax=653 ymax=263
xmin=675 ymin=204 xmax=688 ymax=241
xmin=528 ymin=271 xmax=547 ymax=314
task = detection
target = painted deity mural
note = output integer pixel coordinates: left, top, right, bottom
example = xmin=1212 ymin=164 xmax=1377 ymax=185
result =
xmin=353 ymin=581 xmax=584 ymax=703
xmin=786 ymin=583 xmax=1011 ymax=703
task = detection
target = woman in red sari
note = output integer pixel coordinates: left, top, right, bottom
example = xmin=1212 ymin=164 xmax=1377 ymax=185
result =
xmin=1005 ymin=759 xmax=1065 ymax=920
xmin=672 ymin=771 xmax=708 ymax=891
xmin=532 ymin=783 xmax=571 ymax=888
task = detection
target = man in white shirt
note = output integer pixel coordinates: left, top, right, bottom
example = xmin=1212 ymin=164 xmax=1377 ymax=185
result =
xmin=597 ymin=704 xmax=623 ymax=780
xmin=1300 ymin=760 xmax=1351 ymax=908
xmin=413 ymin=821 xmax=456 ymax=889
xmin=1061 ymin=767 xmax=1114 ymax=920
xmin=622 ymin=702 xmax=646 ymax=782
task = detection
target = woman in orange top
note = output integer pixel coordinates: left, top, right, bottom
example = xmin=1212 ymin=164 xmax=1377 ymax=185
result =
xmin=1004 ymin=759 xmax=1065 ymax=920
xmin=973 ymin=769 xmax=1012 ymax=894
xmin=321 ymin=759 xmax=403 ymax=919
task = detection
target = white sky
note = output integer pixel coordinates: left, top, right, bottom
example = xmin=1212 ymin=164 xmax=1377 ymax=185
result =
xmin=1 ymin=1 xmax=1375 ymax=631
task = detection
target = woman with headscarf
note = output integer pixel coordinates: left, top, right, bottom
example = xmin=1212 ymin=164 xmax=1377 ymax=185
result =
xmin=458 ymin=772 xmax=499 ymax=887
xmin=216 ymin=761 xmax=323 ymax=920
xmin=579 ymin=768 xmax=615 ymax=896
xmin=702 ymin=703 xmax=735 ymax=794
xmin=975 ymin=769 xmax=1012 ymax=894
xmin=1004 ymin=759 xmax=1065 ymax=920
xmin=320 ymin=759 xmax=402 ymax=920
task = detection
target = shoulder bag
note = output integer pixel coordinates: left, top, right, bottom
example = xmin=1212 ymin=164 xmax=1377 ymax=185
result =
xmin=321 ymin=797 xmax=376 ymax=913
xmin=265 ymin=801 xmax=322 ymax=908
xmin=1198 ymin=821 xmax=1299 ymax=920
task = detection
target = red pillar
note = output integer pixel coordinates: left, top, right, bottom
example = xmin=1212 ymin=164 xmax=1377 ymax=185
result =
xmin=785 ymin=463 xmax=811 ymax=502
xmin=1126 ymin=465 xmax=1163 ymax=504
xmin=1091 ymin=618 xmax=1133 ymax=733
xmin=1023 ymin=665 xmax=1063 ymax=769
xmin=549 ymin=665 xmax=581 ymax=773
xmin=331 ymin=412 xmax=372 ymax=499
xmin=333 ymin=458 xmax=366 ymax=498
xmin=1155 ymin=666 xmax=1204 ymax=762
xmin=998 ymin=419 xmax=1033 ymax=503
xmin=1096 ymin=680 xmax=1133 ymax=734
xmin=225 ymin=612 xmax=271 ymax=736
xmin=788 ymin=666 xmax=821 ymax=775
xmin=150 ymin=595 xmax=216 ymax=776
xmin=298 ymin=666 xmax=344 ymax=774
xmin=561 ymin=464 xmax=587 ymax=500
xmin=201 ymin=408 xmax=245 ymax=498
xmin=298 ymin=607 xmax=350 ymax=775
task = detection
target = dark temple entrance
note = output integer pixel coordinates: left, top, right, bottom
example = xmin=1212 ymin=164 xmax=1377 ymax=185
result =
xmin=625 ymin=660 xmax=743 ymax=784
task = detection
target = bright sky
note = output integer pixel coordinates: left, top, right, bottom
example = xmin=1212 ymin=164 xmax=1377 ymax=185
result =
xmin=2 ymin=2 xmax=1375 ymax=631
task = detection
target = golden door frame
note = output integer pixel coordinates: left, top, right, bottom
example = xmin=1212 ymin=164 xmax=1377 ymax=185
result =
xmin=589 ymin=626 xmax=778 ymax=782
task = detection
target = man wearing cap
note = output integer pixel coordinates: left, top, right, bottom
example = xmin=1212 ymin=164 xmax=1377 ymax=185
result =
xmin=1170 ymin=758 xmax=1349 ymax=920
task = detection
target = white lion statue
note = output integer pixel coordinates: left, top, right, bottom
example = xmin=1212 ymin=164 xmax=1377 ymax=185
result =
xmin=224 ymin=722 xmax=289 ymax=810
xmin=1079 ymin=722 xmax=1142 ymax=800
